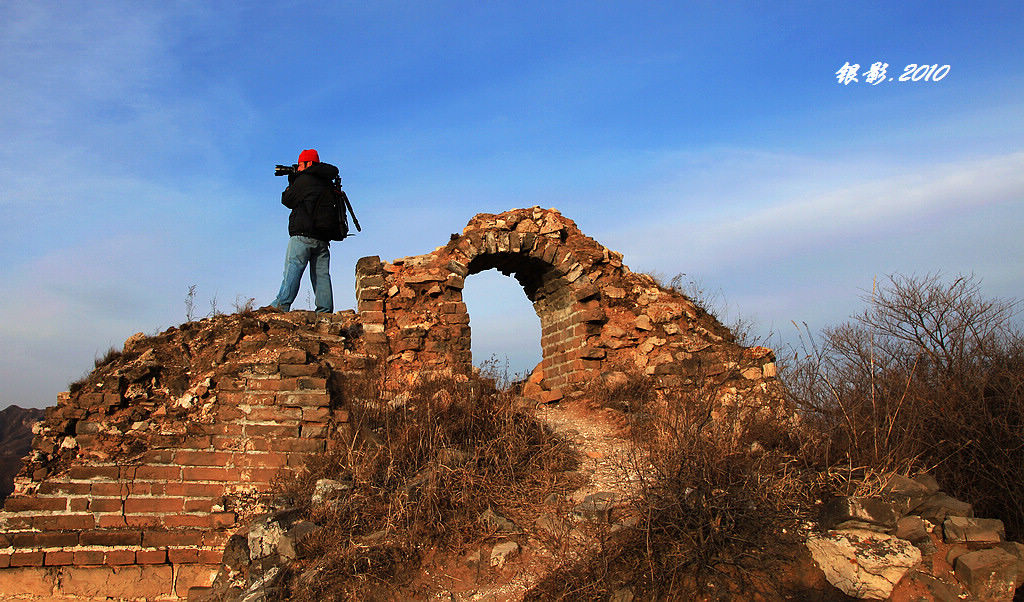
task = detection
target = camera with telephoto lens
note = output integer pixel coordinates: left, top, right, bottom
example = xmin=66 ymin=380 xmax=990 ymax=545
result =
xmin=274 ymin=164 xmax=298 ymax=176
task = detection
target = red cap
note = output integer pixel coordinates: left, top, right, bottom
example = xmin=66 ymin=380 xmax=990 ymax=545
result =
xmin=297 ymin=149 xmax=320 ymax=163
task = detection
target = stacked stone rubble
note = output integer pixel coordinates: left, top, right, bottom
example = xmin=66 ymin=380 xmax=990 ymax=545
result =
xmin=809 ymin=474 xmax=1024 ymax=600
xmin=358 ymin=207 xmax=782 ymax=412
xmin=0 ymin=310 xmax=370 ymax=599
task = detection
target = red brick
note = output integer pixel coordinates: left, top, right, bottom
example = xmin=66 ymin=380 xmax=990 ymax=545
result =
xmin=162 ymin=515 xmax=213 ymax=529
xmin=10 ymin=551 xmax=44 ymax=567
xmin=143 ymin=530 xmax=204 ymax=547
xmin=123 ymin=515 xmax=162 ymax=528
xmin=136 ymin=549 xmax=168 ymax=564
xmin=202 ymin=531 xmax=232 ymax=548
xmin=301 ymin=406 xmax=330 ymax=422
xmin=247 ymin=467 xmax=288 ymax=483
xmin=0 ymin=554 xmax=8 ymax=568
xmin=243 ymin=437 xmax=271 ymax=451
xmin=217 ymin=406 xmax=245 ymax=420
xmin=297 ymin=377 xmax=327 ymax=390
xmin=163 ymin=482 xmax=225 ymax=497
xmin=73 ymin=550 xmax=105 ymax=565
xmin=235 ymin=452 xmax=288 ymax=468
xmin=0 ymin=514 xmax=30 ymax=530
xmin=141 ymin=450 xmax=175 ymax=463
xmin=4 ymin=495 xmax=67 ymax=512
xmin=278 ymin=393 xmax=329 ymax=407
xmin=199 ymin=549 xmax=223 ymax=563
xmin=134 ymin=465 xmax=182 ymax=480
xmin=277 ymin=349 xmax=307 ymax=363
xmin=184 ymin=499 xmax=213 ymax=512
xmin=91 ymin=482 xmax=129 ymax=496
xmin=138 ymin=483 xmax=164 ymax=495
xmin=218 ymin=391 xmax=276 ymax=405
xmin=182 ymin=467 xmax=241 ymax=482
xmin=174 ymin=451 xmax=231 ymax=466
xmin=287 ymin=453 xmax=311 ymax=468
xmin=96 ymin=515 xmax=130 ymax=528
xmin=247 ymin=377 xmax=298 ymax=391
xmin=124 ymin=497 xmax=184 ymax=514
xmin=104 ymin=550 xmax=136 ymax=565
xmin=244 ymin=424 xmax=299 ymax=438
xmin=167 ymin=548 xmax=200 ymax=563
xmin=69 ymin=465 xmax=120 ymax=480
xmin=248 ymin=407 xmax=301 ymax=421
xmin=150 ymin=434 xmax=186 ymax=448
xmin=199 ymin=423 xmax=244 ymax=436
xmin=211 ymin=436 xmax=244 ymax=451
xmin=38 ymin=481 xmax=90 ymax=495
xmin=269 ymin=438 xmax=326 ymax=453
xmin=300 ymin=424 xmax=327 ymax=438
xmin=210 ymin=512 xmax=236 ymax=527
xmin=33 ymin=514 xmax=94 ymax=530
xmin=279 ymin=363 xmax=319 ymax=376
xmin=44 ymin=550 xmax=74 ymax=566
xmin=80 ymin=530 xmax=141 ymax=546
xmin=180 ymin=435 xmax=213 ymax=449
xmin=12 ymin=531 xmax=79 ymax=548
xmin=69 ymin=497 xmax=90 ymax=511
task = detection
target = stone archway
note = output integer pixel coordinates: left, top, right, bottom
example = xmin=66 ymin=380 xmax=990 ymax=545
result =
xmin=354 ymin=208 xmax=611 ymax=396
xmin=354 ymin=207 xmax=780 ymax=405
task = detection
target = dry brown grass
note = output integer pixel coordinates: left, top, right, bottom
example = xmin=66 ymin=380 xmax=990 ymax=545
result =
xmin=274 ymin=371 xmax=579 ymax=600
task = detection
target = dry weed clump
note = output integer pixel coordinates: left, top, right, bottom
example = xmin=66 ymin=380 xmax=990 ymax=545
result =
xmin=274 ymin=371 xmax=579 ymax=600
xmin=783 ymin=273 xmax=1024 ymax=539
xmin=583 ymin=366 xmax=656 ymax=413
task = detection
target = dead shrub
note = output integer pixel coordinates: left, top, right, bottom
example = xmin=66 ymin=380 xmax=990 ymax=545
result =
xmin=783 ymin=273 xmax=1024 ymax=538
xmin=94 ymin=346 xmax=122 ymax=368
xmin=275 ymin=371 xmax=579 ymax=600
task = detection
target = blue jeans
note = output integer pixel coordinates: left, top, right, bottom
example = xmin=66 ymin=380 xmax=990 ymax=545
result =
xmin=273 ymin=235 xmax=333 ymax=313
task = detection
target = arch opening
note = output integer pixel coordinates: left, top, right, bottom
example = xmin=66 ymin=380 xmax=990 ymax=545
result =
xmin=464 ymin=252 xmax=584 ymax=392
xmin=461 ymin=269 xmax=541 ymax=385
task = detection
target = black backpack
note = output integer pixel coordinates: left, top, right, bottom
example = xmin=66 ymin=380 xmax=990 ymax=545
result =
xmin=310 ymin=178 xmax=355 ymax=241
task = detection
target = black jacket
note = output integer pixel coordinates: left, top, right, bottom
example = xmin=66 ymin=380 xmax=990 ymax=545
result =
xmin=282 ymin=162 xmax=340 ymax=240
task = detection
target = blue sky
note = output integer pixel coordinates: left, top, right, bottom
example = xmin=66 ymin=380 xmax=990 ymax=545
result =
xmin=1 ymin=2 xmax=1022 ymax=408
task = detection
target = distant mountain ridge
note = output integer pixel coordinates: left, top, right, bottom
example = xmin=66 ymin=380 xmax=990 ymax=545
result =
xmin=0 ymin=405 xmax=45 ymax=500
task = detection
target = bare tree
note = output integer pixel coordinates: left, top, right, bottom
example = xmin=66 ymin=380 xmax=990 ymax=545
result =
xmin=783 ymin=272 xmax=1024 ymax=538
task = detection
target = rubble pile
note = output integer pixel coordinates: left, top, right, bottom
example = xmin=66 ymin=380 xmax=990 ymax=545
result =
xmin=0 ymin=309 xmax=371 ymax=599
xmin=809 ymin=474 xmax=1024 ymax=600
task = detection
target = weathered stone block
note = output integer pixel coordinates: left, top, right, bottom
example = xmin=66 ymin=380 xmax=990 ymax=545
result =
xmin=821 ymin=496 xmax=902 ymax=531
xmin=955 ymin=548 xmax=1019 ymax=600
xmin=915 ymin=493 xmax=973 ymax=522
xmin=60 ymin=565 xmax=174 ymax=599
xmin=806 ymin=529 xmax=921 ymax=600
xmin=943 ymin=516 xmax=1005 ymax=544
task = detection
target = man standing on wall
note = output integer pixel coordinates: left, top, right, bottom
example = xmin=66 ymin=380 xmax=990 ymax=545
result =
xmin=271 ymin=149 xmax=339 ymax=313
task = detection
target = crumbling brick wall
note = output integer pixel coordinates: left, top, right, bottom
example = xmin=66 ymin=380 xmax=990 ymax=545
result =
xmin=0 ymin=207 xmax=785 ymax=599
xmin=0 ymin=310 xmax=370 ymax=600
xmin=356 ymin=207 xmax=781 ymax=408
